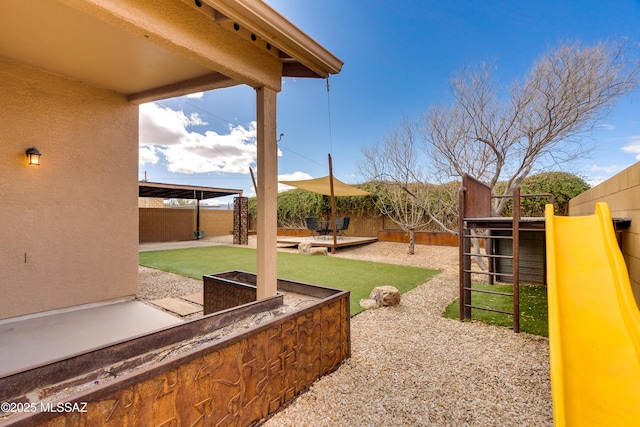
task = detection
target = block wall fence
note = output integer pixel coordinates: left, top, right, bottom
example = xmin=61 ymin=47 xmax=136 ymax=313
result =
xmin=139 ymin=208 xmax=234 ymax=242
xmin=569 ymin=161 xmax=640 ymax=305
xmin=140 ymin=208 xmax=458 ymax=246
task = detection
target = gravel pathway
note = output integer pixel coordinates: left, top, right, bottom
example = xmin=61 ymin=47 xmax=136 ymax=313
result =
xmin=139 ymin=236 xmax=553 ymax=426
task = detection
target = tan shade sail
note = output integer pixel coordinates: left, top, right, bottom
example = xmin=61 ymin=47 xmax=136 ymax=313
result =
xmin=279 ymin=176 xmax=370 ymax=196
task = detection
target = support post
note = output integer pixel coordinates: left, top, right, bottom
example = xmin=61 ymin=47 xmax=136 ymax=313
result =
xmin=233 ymin=197 xmax=248 ymax=245
xmin=256 ymin=87 xmax=278 ymax=300
xmin=328 ymin=153 xmax=337 ymax=254
xmin=196 ymin=199 xmax=201 ymax=239
xmin=459 ymin=186 xmax=468 ymax=320
xmin=512 ymin=187 xmax=521 ymax=333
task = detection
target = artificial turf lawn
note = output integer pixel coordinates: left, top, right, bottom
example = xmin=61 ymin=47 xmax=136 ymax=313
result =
xmin=139 ymin=246 xmax=440 ymax=316
xmin=442 ymin=283 xmax=549 ymax=336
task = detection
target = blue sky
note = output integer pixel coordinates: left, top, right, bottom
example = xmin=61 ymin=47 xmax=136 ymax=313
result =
xmin=139 ymin=0 xmax=640 ymax=206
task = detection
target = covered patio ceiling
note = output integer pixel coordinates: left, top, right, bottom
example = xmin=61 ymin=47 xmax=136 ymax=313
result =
xmin=0 ymin=0 xmax=343 ymax=103
xmin=139 ymin=182 xmax=243 ymax=200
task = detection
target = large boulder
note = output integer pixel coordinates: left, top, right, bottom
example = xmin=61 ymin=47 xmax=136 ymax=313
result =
xmin=359 ymin=298 xmax=380 ymax=310
xmin=369 ymin=285 xmax=401 ymax=306
xmin=309 ymin=247 xmax=327 ymax=256
xmin=298 ymin=242 xmax=327 ymax=255
xmin=298 ymin=242 xmax=312 ymax=254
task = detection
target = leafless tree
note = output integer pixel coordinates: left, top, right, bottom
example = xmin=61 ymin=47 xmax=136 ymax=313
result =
xmin=359 ymin=119 xmax=453 ymax=254
xmin=421 ymin=39 xmax=640 ymax=215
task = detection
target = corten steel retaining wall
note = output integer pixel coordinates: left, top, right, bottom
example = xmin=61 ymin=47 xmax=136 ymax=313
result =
xmin=143 ymin=209 xmax=461 ymax=246
xmin=139 ymin=208 xmax=234 ymax=242
xmin=277 ymin=227 xmax=459 ymax=246
xmin=3 ymin=280 xmax=350 ymax=427
xmin=274 ymin=214 xmax=459 ymax=246
xmin=376 ymin=230 xmax=458 ymax=246
xmin=569 ymin=161 xmax=640 ymax=305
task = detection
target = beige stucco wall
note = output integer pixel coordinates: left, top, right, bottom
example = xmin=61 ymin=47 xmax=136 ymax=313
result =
xmin=569 ymin=161 xmax=640 ymax=304
xmin=0 ymin=60 xmax=139 ymax=320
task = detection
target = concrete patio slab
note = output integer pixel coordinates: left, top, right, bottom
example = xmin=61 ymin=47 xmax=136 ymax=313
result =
xmin=0 ymin=300 xmax=181 ymax=377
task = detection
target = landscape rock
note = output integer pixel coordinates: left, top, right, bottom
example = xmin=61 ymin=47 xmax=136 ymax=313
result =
xmin=309 ymin=247 xmax=327 ymax=256
xmin=298 ymin=242 xmax=312 ymax=254
xmin=369 ymin=285 xmax=401 ymax=306
xmin=359 ymin=298 xmax=380 ymax=310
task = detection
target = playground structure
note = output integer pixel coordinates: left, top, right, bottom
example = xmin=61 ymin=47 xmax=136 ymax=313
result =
xmin=459 ymin=174 xmax=640 ymax=422
xmin=545 ymin=202 xmax=640 ymax=426
xmin=458 ymin=174 xmax=551 ymax=332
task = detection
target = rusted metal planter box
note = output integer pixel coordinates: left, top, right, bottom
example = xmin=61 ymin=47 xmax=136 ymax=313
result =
xmin=2 ymin=273 xmax=350 ymax=427
xmin=203 ymin=270 xmax=346 ymax=315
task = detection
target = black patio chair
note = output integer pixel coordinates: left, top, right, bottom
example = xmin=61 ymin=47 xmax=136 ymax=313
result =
xmin=337 ymin=217 xmax=350 ymax=238
xmin=305 ymin=217 xmax=328 ymax=238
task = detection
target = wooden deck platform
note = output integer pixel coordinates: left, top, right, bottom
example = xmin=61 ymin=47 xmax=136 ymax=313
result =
xmin=276 ymin=235 xmax=378 ymax=249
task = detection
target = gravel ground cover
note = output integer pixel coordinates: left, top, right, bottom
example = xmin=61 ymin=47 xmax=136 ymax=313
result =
xmin=139 ymin=236 xmax=553 ymax=426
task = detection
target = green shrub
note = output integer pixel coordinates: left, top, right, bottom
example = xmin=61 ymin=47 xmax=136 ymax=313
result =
xmin=497 ymin=172 xmax=590 ymax=216
xmin=248 ymin=186 xmax=378 ymax=228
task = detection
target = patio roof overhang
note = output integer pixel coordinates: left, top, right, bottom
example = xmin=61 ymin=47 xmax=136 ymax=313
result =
xmin=1 ymin=0 xmax=343 ymax=310
xmin=0 ymin=0 xmax=343 ymax=103
xmin=139 ymin=182 xmax=243 ymax=200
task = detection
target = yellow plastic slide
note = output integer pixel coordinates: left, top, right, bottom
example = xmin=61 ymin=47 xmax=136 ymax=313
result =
xmin=545 ymin=203 xmax=640 ymax=426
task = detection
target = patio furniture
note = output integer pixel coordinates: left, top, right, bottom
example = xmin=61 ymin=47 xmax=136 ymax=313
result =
xmin=337 ymin=217 xmax=350 ymax=237
xmin=306 ymin=217 xmax=329 ymax=238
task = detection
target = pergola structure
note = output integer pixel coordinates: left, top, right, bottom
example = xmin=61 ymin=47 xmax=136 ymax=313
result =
xmin=139 ymin=181 xmax=243 ymax=238
xmin=1 ymin=0 xmax=342 ymax=318
xmin=138 ymin=182 xmax=243 ymax=201
xmin=280 ymin=154 xmax=370 ymax=253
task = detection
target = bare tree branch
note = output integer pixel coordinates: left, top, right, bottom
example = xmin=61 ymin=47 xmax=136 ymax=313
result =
xmin=420 ymin=39 xmax=640 ymax=216
xmin=359 ymin=119 xmax=457 ymax=253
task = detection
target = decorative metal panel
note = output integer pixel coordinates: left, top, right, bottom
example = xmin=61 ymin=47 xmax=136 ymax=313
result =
xmin=20 ymin=295 xmax=349 ymax=427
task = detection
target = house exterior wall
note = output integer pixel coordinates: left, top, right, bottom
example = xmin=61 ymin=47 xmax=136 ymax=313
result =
xmin=0 ymin=60 xmax=139 ymax=320
xmin=569 ymin=161 xmax=640 ymax=304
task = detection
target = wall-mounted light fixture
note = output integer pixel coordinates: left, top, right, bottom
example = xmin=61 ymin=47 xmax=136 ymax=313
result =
xmin=26 ymin=147 xmax=41 ymax=166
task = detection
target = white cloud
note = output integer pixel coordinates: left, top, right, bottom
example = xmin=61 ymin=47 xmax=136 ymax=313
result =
xmin=139 ymin=102 xmax=258 ymax=174
xmin=586 ymin=177 xmax=605 ymax=187
xmin=584 ymin=162 xmax=634 ymax=187
xmin=140 ymin=103 xmax=193 ymax=146
xmin=185 ymin=92 xmax=204 ymax=99
xmin=188 ymin=113 xmax=207 ymax=126
xmin=139 ymin=145 xmax=159 ymax=166
xmin=277 ymin=171 xmax=313 ymax=192
xmin=586 ymin=164 xmax=627 ymax=174
xmin=621 ymin=135 xmax=640 ymax=160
